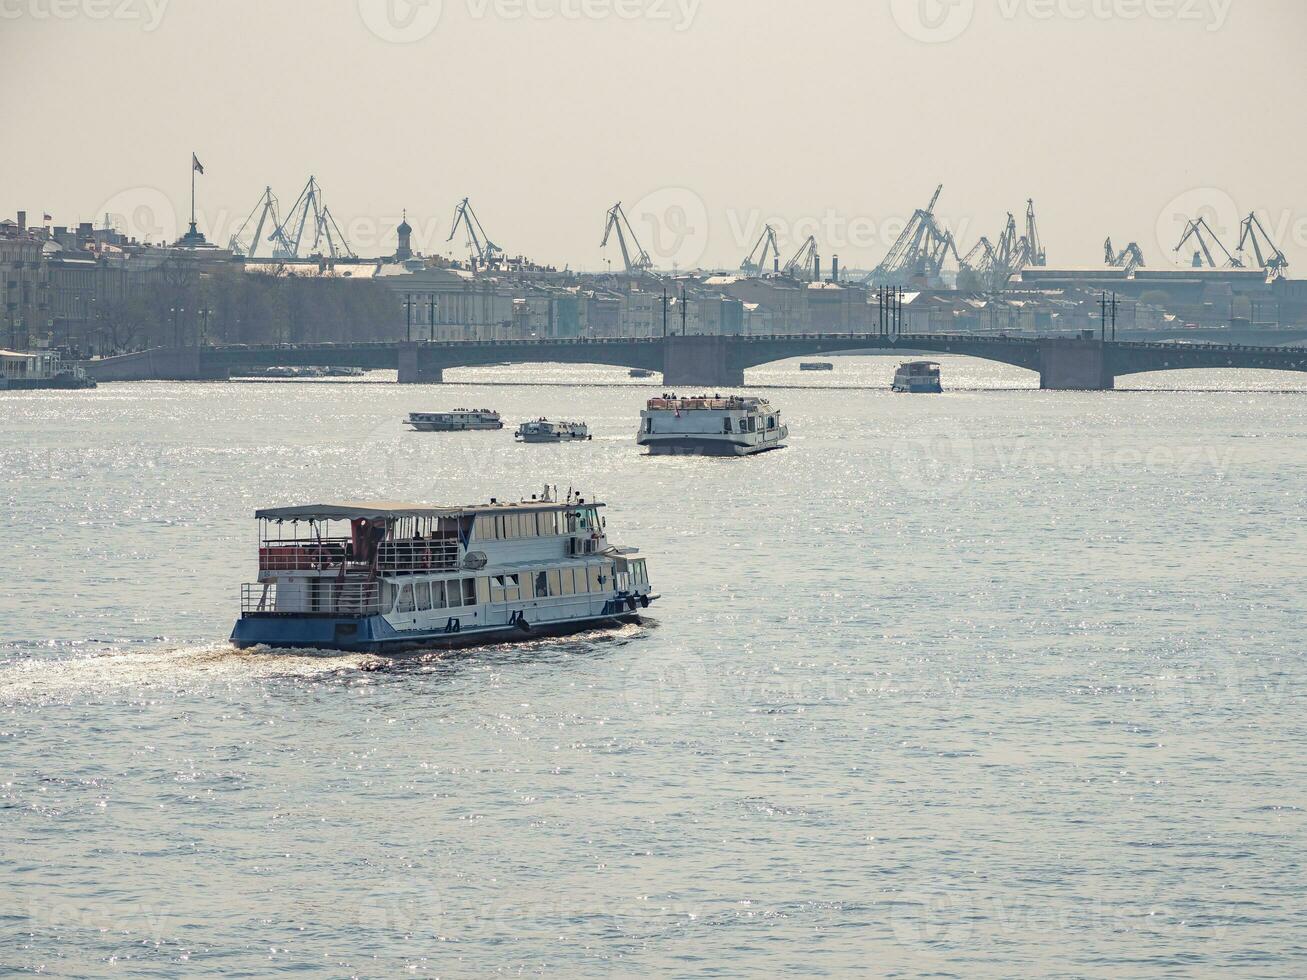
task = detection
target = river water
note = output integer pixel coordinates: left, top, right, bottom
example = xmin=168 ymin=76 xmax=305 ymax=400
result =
xmin=2 ymin=356 xmax=1305 ymax=977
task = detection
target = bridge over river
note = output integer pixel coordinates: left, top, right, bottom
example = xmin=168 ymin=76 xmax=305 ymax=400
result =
xmin=84 ymin=332 xmax=1307 ymax=390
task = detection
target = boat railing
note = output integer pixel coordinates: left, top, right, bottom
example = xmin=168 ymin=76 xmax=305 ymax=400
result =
xmin=259 ymin=537 xmax=462 ymax=575
xmin=241 ymin=581 xmax=385 ymax=616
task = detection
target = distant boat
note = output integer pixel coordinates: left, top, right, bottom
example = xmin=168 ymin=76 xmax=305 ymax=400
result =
xmin=637 ymin=394 xmax=787 ymax=456
xmin=892 ymin=361 xmax=942 ymax=393
xmin=406 ymin=409 xmax=503 ymax=432
xmin=800 ymin=362 xmax=834 ymax=372
xmin=515 ymin=419 xmax=591 ymax=443
xmin=629 ymin=369 xmax=656 ymax=379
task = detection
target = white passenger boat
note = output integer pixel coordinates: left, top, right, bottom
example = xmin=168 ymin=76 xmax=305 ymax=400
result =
xmin=406 ymin=409 xmax=503 ymax=432
xmin=892 ymin=361 xmax=943 ymax=393
xmin=637 ymin=394 xmax=787 ymax=456
xmin=515 ymin=419 xmax=591 ymax=443
xmin=230 ymin=489 xmax=656 ymax=653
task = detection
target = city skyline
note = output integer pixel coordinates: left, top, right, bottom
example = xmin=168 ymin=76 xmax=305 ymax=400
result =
xmin=3 ymin=0 xmax=1305 ymax=272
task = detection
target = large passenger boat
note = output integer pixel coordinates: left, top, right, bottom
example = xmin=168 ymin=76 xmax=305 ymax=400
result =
xmin=637 ymin=394 xmax=787 ymax=456
xmin=406 ymin=409 xmax=503 ymax=432
xmin=515 ymin=419 xmax=591 ymax=443
xmin=0 ymin=349 xmax=95 ymax=390
xmin=230 ymin=489 xmax=655 ymax=653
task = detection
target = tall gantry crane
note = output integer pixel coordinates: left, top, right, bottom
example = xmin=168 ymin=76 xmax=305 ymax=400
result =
xmin=447 ymin=197 xmax=504 ymax=269
xmin=229 ymin=186 xmax=282 ymax=259
xmin=783 ymin=235 xmax=820 ymax=281
xmin=267 ymin=176 xmax=356 ymax=259
xmin=1174 ymin=216 xmax=1242 ymax=269
xmin=1104 ymin=237 xmax=1146 ymax=275
xmin=1024 ymin=199 xmax=1047 ymax=266
xmin=741 ymin=224 xmax=781 ymax=276
xmin=867 ymin=184 xmax=959 ymax=286
xmin=601 ymin=202 xmax=654 ymax=274
xmin=1237 ymin=212 xmax=1289 ymax=279
xmin=958 ymin=236 xmax=1000 ymax=290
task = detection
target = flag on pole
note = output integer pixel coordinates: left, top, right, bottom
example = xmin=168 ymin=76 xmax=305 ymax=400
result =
xmin=192 ymin=153 xmax=205 ymax=175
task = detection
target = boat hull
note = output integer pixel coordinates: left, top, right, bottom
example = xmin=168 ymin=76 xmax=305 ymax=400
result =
xmin=892 ymin=381 xmax=943 ymax=393
xmin=638 ymin=434 xmax=786 ymax=456
xmin=231 ymin=606 xmax=651 ymax=654
xmin=516 ymin=434 xmax=591 ymax=443
xmin=407 ymin=422 xmax=504 ymax=432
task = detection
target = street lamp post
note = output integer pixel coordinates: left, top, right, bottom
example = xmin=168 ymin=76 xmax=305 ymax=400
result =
xmin=198 ymin=307 xmax=214 ymax=347
xmin=404 ymin=293 xmax=413 ymax=342
xmin=428 ymin=293 xmax=436 ymax=341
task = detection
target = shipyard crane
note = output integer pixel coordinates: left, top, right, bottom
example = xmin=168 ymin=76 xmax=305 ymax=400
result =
xmin=783 ymin=235 xmax=820 ymax=281
xmin=994 ymin=211 xmax=1032 ymax=276
xmin=264 ymin=176 xmax=356 ymax=260
xmin=1104 ymin=237 xmax=1146 ymax=275
xmin=1237 ymin=212 xmax=1289 ymax=279
xmin=600 ymin=202 xmax=654 ymax=275
xmin=1174 ymin=216 xmax=1242 ymax=269
xmin=741 ymin=224 xmax=781 ymax=276
xmin=867 ymin=184 xmax=959 ymax=286
xmin=958 ymin=236 xmax=999 ymax=290
xmin=1024 ymin=199 xmax=1047 ymax=266
xmin=229 ymin=186 xmax=282 ymax=259
xmin=447 ymin=197 xmax=504 ymax=269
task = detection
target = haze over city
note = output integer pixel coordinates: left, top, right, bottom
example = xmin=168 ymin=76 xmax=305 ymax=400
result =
xmin=4 ymin=0 xmax=1305 ymax=270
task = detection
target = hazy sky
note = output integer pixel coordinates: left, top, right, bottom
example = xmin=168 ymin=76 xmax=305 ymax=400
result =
xmin=3 ymin=0 xmax=1304 ymax=273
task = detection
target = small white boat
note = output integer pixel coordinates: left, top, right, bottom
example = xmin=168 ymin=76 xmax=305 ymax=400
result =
xmin=629 ymin=369 xmax=656 ymax=379
xmin=892 ymin=361 xmax=942 ymax=393
xmin=515 ymin=419 xmax=591 ymax=443
xmin=406 ymin=409 xmax=503 ymax=432
xmin=637 ymin=394 xmax=787 ymax=456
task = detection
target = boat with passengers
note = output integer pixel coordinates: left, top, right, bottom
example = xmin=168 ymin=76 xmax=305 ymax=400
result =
xmin=637 ymin=393 xmax=787 ymax=456
xmin=230 ymin=488 xmax=655 ymax=653
xmin=515 ymin=419 xmax=591 ymax=443
xmin=406 ymin=409 xmax=503 ymax=432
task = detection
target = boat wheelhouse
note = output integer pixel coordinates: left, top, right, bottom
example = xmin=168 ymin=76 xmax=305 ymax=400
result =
xmin=406 ymin=409 xmax=503 ymax=432
xmin=230 ymin=490 xmax=655 ymax=653
xmin=637 ymin=394 xmax=787 ymax=456
xmin=515 ymin=419 xmax=591 ymax=443
xmin=892 ymin=361 xmax=942 ymax=393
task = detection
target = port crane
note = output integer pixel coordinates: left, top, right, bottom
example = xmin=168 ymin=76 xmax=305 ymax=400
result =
xmin=1024 ymin=199 xmax=1047 ymax=266
xmin=1236 ymin=212 xmax=1289 ymax=279
xmin=1104 ymin=237 xmax=1146 ymax=275
xmin=958 ymin=236 xmax=1001 ymax=290
xmin=783 ymin=235 xmax=820 ymax=281
xmin=601 ymin=202 xmax=654 ymax=275
xmin=1173 ymin=216 xmax=1242 ymax=269
xmin=741 ymin=224 xmax=781 ymax=276
xmin=447 ymin=197 xmax=504 ymax=269
xmin=867 ymin=184 xmax=959 ymax=286
xmin=267 ymin=176 xmax=356 ymax=260
xmin=229 ymin=186 xmax=282 ymax=259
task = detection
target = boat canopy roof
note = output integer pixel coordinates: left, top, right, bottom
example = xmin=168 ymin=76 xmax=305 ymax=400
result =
xmin=256 ymin=499 xmax=603 ymax=521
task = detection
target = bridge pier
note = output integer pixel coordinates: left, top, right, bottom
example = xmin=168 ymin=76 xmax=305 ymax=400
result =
xmin=662 ymin=335 xmax=744 ymax=389
xmin=1039 ymin=339 xmax=1114 ymax=391
xmin=397 ymin=343 xmax=444 ymax=384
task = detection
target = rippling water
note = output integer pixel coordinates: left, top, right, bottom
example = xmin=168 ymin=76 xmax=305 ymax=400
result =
xmin=3 ymin=356 xmax=1305 ymax=976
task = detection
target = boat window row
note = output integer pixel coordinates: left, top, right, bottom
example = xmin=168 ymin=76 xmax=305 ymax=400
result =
xmin=394 ymin=577 xmax=480 ymax=613
xmin=474 ymin=509 xmax=598 ymax=541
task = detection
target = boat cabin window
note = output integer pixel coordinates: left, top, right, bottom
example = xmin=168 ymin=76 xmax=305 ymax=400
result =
xmin=535 ymin=571 xmax=548 ymax=596
xmin=547 ymin=569 xmax=562 ymax=596
xmin=415 ymin=582 xmax=431 ymax=611
xmin=395 ymin=585 xmax=414 ymax=613
xmin=588 ymin=565 xmax=604 ymax=592
xmin=723 ymin=418 xmax=733 ymax=434
xmin=767 ymin=416 xmax=776 ymax=430
xmin=560 ymin=567 xmax=575 ymax=595
xmin=476 ymin=577 xmax=491 ymax=604
xmin=644 ymin=418 xmax=653 ymax=434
